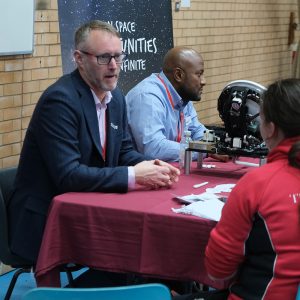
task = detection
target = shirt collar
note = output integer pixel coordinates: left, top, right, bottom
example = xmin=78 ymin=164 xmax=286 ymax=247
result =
xmin=91 ymin=90 xmax=112 ymax=109
xmin=159 ymin=71 xmax=184 ymax=110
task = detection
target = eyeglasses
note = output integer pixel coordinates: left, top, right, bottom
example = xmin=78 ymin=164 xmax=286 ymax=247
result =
xmin=79 ymin=50 xmax=127 ymax=65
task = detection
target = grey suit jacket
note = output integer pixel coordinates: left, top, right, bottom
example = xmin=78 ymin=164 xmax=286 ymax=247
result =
xmin=8 ymin=69 xmax=146 ymax=262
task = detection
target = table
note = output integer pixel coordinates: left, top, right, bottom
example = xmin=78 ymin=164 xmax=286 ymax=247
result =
xmin=35 ymin=159 xmax=254 ymax=288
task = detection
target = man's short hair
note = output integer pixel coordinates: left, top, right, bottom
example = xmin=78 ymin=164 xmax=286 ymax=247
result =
xmin=74 ymin=20 xmax=120 ymax=49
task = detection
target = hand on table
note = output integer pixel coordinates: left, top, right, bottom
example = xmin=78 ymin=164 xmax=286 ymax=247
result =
xmin=153 ymin=159 xmax=180 ymax=183
xmin=134 ymin=159 xmax=180 ymax=189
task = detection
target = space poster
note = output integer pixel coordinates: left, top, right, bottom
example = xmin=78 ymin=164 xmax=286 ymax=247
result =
xmin=57 ymin=0 xmax=173 ymax=93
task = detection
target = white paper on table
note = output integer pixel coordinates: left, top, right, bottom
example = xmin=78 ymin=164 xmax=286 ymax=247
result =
xmin=172 ymin=192 xmax=225 ymax=221
xmin=173 ymin=192 xmax=220 ymax=204
xmin=205 ymin=183 xmax=235 ymax=194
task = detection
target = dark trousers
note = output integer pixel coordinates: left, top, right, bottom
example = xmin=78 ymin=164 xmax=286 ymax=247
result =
xmin=173 ymin=289 xmax=229 ymax=300
xmin=69 ymin=269 xmax=191 ymax=293
xmin=69 ymin=268 xmax=229 ymax=300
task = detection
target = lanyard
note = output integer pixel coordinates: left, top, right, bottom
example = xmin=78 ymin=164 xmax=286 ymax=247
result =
xmin=157 ymin=74 xmax=184 ymax=142
xmin=97 ymin=103 xmax=107 ymax=160
xmin=103 ymin=112 xmax=106 ymax=160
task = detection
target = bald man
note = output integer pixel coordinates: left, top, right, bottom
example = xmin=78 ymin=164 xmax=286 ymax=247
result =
xmin=125 ymin=46 xmax=207 ymax=162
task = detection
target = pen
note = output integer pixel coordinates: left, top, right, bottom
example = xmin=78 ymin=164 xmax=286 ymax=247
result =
xmin=193 ymin=181 xmax=209 ymax=188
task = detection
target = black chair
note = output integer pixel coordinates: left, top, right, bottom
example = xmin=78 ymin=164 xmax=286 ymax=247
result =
xmin=0 ymin=166 xmax=85 ymax=299
xmin=0 ymin=166 xmax=33 ymax=300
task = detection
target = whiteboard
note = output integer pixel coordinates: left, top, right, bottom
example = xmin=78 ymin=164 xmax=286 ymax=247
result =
xmin=0 ymin=0 xmax=34 ymax=56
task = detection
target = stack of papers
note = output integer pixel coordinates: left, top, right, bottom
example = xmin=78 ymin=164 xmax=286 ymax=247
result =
xmin=172 ymin=184 xmax=236 ymax=221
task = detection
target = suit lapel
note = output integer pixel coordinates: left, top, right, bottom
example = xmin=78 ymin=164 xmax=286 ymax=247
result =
xmin=72 ymin=70 xmax=103 ymax=158
xmin=105 ymin=101 xmax=112 ymax=164
xmin=105 ymin=93 xmax=121 ymax=165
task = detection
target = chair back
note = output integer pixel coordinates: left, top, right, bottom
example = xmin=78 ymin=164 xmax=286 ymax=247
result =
xmin=0 ymin=166 xmax=34 ymax=300
xmin=0 ymin=167 xmax=16 ymax=261
xmin=21 ymin=283 xmax=171 ymax=300
xmin=0 ymin=166 xmax=31 ymax=265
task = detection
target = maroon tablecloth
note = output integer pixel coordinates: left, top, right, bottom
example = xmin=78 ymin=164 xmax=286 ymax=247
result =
xmin=35 ymin=160 xmax=254 ymax=287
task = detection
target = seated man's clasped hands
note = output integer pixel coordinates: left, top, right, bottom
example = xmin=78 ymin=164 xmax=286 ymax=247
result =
xmin=134 ymin=159 xmax=179 ymax=189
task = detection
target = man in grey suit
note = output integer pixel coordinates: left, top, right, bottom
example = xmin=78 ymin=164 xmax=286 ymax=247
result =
xmin=8 ymin=20 xmax=179 ymax=263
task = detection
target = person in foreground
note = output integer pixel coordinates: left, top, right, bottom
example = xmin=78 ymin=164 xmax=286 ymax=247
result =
xmin=175 ymin=78 xmax=300 ymax=300
xmin=8 ymin=20 xmax=179 ymax=264
xmin=125 ymin=46 xmax=207 ymax=162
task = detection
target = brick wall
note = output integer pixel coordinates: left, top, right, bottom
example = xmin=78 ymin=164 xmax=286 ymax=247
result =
xmin=0 ymin=0 xmax=298 ymax=167
xmin=0 ymin=0 xmax=62 ymax=168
